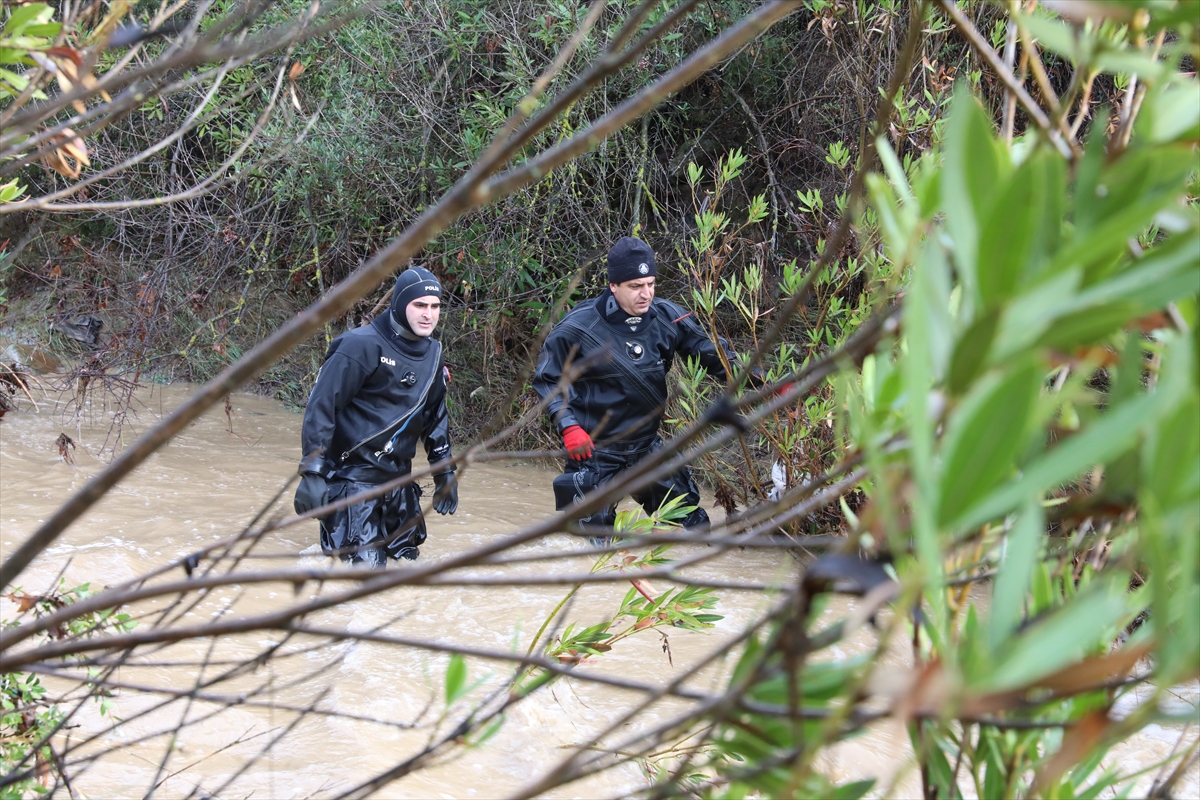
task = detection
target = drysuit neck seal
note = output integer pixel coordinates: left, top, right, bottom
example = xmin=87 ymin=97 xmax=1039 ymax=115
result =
xmin=372 ymin=314 xmax=432 ymax=358
xmin=600 ymin=288 xmax=655 ymax=327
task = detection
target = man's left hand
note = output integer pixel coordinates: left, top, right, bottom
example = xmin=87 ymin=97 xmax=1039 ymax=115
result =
xmin=433 ymin=471 xmax=458 ymax=515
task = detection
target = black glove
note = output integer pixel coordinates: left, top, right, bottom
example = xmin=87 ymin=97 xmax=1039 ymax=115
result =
xmin=293 ymin=472 xmax=328 ymax=515
xmin=432 ymin=471 xmax=458 ymax=515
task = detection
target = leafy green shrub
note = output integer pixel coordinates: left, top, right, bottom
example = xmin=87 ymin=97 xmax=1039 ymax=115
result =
xmin=685 ymin=65 xmax=1199 ymax=800
xmin=1 ymin=582 xmax=135 ymax=798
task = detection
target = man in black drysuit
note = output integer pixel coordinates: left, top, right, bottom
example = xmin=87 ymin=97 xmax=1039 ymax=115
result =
xmin=532 ymin=236 xmax=742 ymax=536
xmin=293 ymin=266 xmax=458 ymax=566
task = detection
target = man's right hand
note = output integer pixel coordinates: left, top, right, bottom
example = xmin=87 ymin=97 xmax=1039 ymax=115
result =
xmin=562 ymin=425 xmax=594 ymax=460
xmin=294 ymin=472 xmax=328 ymax=515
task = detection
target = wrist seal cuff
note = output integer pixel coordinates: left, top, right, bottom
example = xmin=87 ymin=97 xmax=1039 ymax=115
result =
xmin=299 ymin=453 xmax=327 ymax=476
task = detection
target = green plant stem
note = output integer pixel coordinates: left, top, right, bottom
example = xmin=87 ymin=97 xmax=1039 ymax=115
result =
xmin=521 ymin=582 xmax=581 ymax=664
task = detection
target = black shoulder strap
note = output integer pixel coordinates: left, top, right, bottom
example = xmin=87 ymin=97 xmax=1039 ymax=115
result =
xmin=557 ymin=315 xmax=665 ymax=411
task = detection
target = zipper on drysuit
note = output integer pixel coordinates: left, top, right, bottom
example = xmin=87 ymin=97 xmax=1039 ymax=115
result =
xmin=338 ymin=343 xmax=440 ymax=464
xmin=339 ymin=405 xmax=422 ymax=463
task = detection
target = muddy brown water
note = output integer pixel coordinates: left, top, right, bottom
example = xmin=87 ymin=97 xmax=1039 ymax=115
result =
xmin=1 ymin=385 xmax=1195 ymax=799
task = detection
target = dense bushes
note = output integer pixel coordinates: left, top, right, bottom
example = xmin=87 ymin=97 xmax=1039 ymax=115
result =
xmin=3 ymin=2 xmax=942 ymax=421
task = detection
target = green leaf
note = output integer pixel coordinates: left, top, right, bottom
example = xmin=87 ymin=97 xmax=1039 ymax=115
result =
xmin=982 ymin=728 xmax=1007 ymax=800
xmin=748 ymin=658 xmax=866 ymax=707
xmin=942 ymin=85 xmax=1004 ymax=313
xmin=992 ymin=267 xmax=1082 ymax=362
xmin=1058 ymin=231 xmax=1200 ymax=314
xmin=730 ymin=633 xmax=763 ymax=688
xmin=3 ymin=3 xmax=53 ymax=36
xmin=0 ymin=178 xmax=25 ymax=203
xmin=830 ymin=779 xmax=876 ymax=799
xmin=951 ymin=389 xmax=1155 ymax=532
xmin=1018 ymin=151 xmax=1066 ymax=285
xmin=1146 ymin=0 xmax=1200 ymax=32
xmin=989 ymin=497 xmax=1043 ymax=652
xmin=979 ymin=575 xmax=1141 ymax=692
xmin=21 ymin=22 xmax=61 ymax=37
xmin=1099 ymin=335 xmax=1146 ymax=500
xmin=444 ymin=653 xmax=467 ymax=706
xmin=1144 ymin=391 xmax=1200 ymax=512
xmin=649 ymin=589 xmax=674 ymax=612
xmin=915 ymin=243 xmax=953 ymax=383
xmin=959 ymin=602 xmax=988 ymax=679
xmin=876 ymin=136 xmax=915 ymax=208
xmin=1019 ymin=12 xmax=1086 ymax=62
xmin=910 ymin=721 xmax=956 ymax=799
xmin=911 ymin=150 xmax=942 ymax=220
xmin=977 ymin=148 xmax=1065 ymax=307
xmin=904 ymin=242 xmax=952 ymax=630
xmin=0 ymin=67 xmax=29 ymax=94
xmin=513 ymin=668 xmax=555 ymax=697
xmin=938 ymin=361 xmax=1042 ymax=526
xmin=1073 ymin=108 xmax=1109 ymax=235
xmin=947 ymin=307 xmax=1000 ymax=395
xmin=1075 ymin=769 xmax=1124 ymax=800
xmin=468 ymin=713 xmax=505 ymax=747
xmin=1058 ymin=147 xmax=1197 ymax=282
xmin=1093 ymin=49 xmax=1170 ymax=86
xmin=1034 ymin=301 xmax=1143 ymax=351
xmin=866 ymin=173 xmax=909 ymax=263
xmin=1034 ymin=233 xmax=1200 ymax=350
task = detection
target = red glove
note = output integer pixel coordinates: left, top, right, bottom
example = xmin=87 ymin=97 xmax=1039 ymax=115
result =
xmin=562 ymin=425 xmax=594 ymax=460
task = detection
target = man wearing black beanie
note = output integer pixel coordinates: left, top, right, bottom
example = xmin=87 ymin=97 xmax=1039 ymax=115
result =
xmin=532 ymin=236 xmax=742 ymax=540
xmin=294 ymin=266 xmax=457 ymax=566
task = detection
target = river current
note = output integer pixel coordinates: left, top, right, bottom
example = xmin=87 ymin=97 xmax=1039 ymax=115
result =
xmin=0 ymin=384 xmax=1195 ymax=798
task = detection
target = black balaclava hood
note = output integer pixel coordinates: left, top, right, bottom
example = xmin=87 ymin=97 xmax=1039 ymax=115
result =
xmin=389 ymin=267 xmax=443 ymax=338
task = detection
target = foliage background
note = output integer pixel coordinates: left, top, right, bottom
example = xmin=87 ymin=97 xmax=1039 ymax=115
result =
xmin=0 ymin=0 xmax=1197 ymax=797
xmin=3 ymin=0 xmax=955 ymax=416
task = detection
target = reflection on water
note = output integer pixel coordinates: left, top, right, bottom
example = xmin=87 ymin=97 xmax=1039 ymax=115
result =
xmin=0 ymin=385 xmax=1195 ymax=799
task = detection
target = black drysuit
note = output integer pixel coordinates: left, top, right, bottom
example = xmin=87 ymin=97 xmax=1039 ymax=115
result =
xmin=300 ymin=315 xmax=452 ymax=566
xmin=532 ymin=289 xmax=737 ymax=531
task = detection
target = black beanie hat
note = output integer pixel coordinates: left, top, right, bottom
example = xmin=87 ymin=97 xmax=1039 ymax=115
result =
xmin=607 ymin=236 xmax=657 ymax=285
xmin=390 ymin=266 xmax=442 ymax=333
